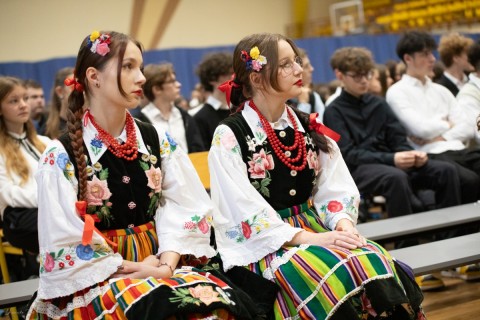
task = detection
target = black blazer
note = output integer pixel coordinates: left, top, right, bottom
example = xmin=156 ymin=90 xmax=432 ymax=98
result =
xmin=435 ymin=74 xmax=459 ymax=96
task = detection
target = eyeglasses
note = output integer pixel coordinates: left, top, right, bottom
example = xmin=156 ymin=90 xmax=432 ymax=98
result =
xmin=344 ymin=71 xmax=374 ymax=81
xmin=279 ymin=56 xmax=303 ymax=75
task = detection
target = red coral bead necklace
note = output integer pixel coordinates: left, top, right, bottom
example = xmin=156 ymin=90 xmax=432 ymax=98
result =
xmin=249 ymin=100 xmax=307 ymax=171
xmin=87 ymin=110 xmax=138 ymax=161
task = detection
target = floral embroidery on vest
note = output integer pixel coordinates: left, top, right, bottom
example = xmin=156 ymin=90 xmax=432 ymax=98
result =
xmin=85 ymin=160 xmax=113 ymax=225
xmin=139 ymin=146 xmax=161 ymax=217
xmin=39 ymin=242 xmax=111 ymax=274
xmin=248 ymin=148 xmax=275 ymax=197
xmin=169 ymin=284 xmax=234 ymax=307
xmin=225 ymin=210 xmax=270 ymax=243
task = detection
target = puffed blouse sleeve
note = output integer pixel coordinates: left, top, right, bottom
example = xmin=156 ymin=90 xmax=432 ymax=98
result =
xmin=311 ymin=138 xmax=360 ymax=230
xmin=35 ymin=140 xmax=123 ymax=300
xmin=154 ymin=129 xmax=216 ymax=259
xmin=209 ymin=125 xmax=303 ymax=271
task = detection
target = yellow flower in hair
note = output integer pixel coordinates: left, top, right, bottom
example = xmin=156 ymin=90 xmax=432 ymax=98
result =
xmin=250 ymin=46 xmax=260 ymax=60
xmin=90 ymin=31 xmax=100 ymax=42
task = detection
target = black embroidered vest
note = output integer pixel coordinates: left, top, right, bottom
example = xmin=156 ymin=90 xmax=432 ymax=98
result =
xmin=59 ymin=120 xmax=161 ymax=230
xmin=221 ymin=112 xmax=317 ymax=211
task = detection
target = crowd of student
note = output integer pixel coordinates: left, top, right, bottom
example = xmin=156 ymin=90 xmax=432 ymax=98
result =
xmin=0 ymin=29 xmax=479 ymax=319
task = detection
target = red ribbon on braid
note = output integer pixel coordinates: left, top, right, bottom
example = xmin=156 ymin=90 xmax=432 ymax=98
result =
xmin=308 ymin=113 xmax=341 ymax=142
xmin=64 ymin=77 xmax=84 ymax=92
xmin=218 ymin=74 xmax=240 ymax=108
xmin=75 ymin=201 xmax=117 ymax=249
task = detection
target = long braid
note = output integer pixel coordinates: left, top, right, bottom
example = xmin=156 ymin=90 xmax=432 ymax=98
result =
xmin=66 ymin=90 xmax=88 ymax=201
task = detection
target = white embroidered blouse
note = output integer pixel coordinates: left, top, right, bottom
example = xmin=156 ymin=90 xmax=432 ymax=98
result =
xmin=208 ymin=102 xmax=360 ymax=271
xmin=35 ymin=112 xmax=216 ymax=299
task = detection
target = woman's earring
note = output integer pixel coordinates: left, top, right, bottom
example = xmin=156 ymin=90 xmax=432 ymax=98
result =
xmin=95 ymin=82 xmax=100 ymax=88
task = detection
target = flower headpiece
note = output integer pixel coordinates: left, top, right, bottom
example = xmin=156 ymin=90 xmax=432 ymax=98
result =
xmin=241 ymin=46 xmax=267 ymax=72
xmin=87 ymin=31 xmax=111 ymax=56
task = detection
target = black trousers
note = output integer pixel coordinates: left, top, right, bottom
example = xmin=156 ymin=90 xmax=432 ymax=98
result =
xmin=2 ymin=206 xmax=39 ymax=253
xmin=429 ymin=148 xmax=480 ymax=203
xmin=351 ymin=160 xmax=461 ymax=218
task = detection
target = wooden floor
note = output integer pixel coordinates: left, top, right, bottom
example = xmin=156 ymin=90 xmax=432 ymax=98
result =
xmin=422 ymin=273 xmax=480 ymax=319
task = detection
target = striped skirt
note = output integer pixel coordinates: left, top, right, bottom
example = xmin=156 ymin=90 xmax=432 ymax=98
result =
xmin=28 ymin=222 xmax=243 ymax=319
xmin=247 ymin=201 xmax=424 ymax=320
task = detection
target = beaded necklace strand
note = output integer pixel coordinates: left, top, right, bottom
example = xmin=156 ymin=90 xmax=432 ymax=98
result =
xmin=87 ymin=111 xmax=138 ymax=161
xmin=249 ymin=100 xmax=307 ymax=171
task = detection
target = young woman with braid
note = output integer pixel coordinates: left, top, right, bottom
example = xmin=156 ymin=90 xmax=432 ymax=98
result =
xmin=210 ymin=33 xmax=425 ymax=319
xmin=26 ymin=31 xmax=259 ymax=319
xmin=0 ymin=76 xmax=50 ymax=256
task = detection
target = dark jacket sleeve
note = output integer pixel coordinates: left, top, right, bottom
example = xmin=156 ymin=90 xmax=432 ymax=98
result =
xmin=323 ymin=104 xmax=395 ymax=170
xmin=383 ymin=101 xmax=413 ymax=152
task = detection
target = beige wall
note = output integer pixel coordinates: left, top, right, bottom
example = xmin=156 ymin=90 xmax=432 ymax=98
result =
xmin=0 ymin=0 xmax=292 ymax=62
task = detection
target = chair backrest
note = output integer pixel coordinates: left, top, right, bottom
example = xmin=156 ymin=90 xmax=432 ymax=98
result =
xmin=188 ymin=151 xmax=210 ymax=190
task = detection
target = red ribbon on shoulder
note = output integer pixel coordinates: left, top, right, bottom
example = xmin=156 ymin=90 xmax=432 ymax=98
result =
xmin=218 ymin=74 xmax=240 ymax=108
xmin=75 ymin=201 xmax=117 ymax=249
xmin=308 ymin=113 xmax=341 ymax=142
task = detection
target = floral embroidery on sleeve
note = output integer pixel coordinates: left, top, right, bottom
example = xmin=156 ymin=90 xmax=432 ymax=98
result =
xmin=225 ymin=210 xmax=270 ymax=243
xmin=319 ymin=196 xmax=358 ymax=217
xmin=160 ymin=132 xmax=177 ymax=156
xmin=183 ymin=215 xmax=212 ymax=234
xmin=213 ymin=127 xmax=241 ymax=154
xmin=139 ymin=149 xmax=161 ymax=217
xmin=248 ymin=148 xmax=274 ymax=197
xmin=39 ymin=242 xmax=111 ymax=274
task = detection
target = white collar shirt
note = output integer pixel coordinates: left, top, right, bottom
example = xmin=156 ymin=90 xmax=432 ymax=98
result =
xmin=141 ymin=102 xmax=188 ymax=153
xmin=386 ymin=74 xmax=472 ymax=154
xmin=444 ymin=71 xmax=469 ymax=90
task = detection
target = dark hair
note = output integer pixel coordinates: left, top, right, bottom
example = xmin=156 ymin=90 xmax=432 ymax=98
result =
xmin=374 ymin=64 xmax=388 ymax=97
xmin=67 ymin=31 xmax=143 ymax=200
xmin=143 ymin=63 xmax=175 ymax=101
xmin=396 ymin=31 xmax=437 ymax=62
xmin=23 ymin=79 xmax=43 ymax=90
xmin=332 ymin=47 xmax=374 ymax=74
xmin=468 ymin=39 xmax=480 ymax=71
xmin=230 ymin=33 xmax=300 ymax=107
xmin=45 ymin=67 xmax=74 ymax=138
xmin=196 ymin=52 xmax=232 ymax=92
xmin=231 ymin=33 xmax=331 ymax=154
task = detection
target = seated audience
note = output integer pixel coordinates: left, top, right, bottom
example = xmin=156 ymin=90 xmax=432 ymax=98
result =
xmin=387 ymin=30 xmax=480 ymax=205
xmin=323 ymin=47 xmax=460 ymax=219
